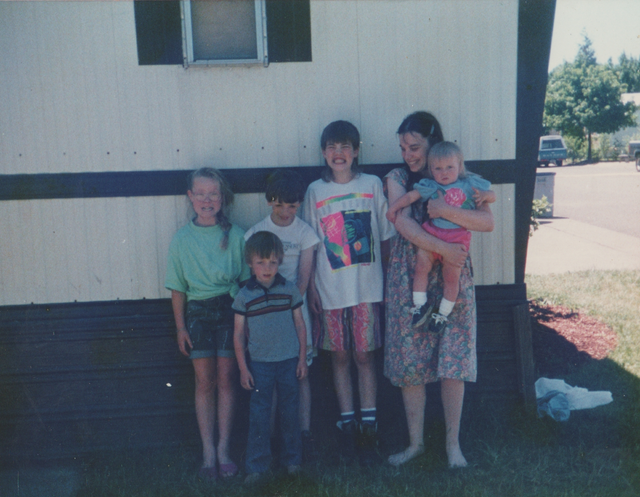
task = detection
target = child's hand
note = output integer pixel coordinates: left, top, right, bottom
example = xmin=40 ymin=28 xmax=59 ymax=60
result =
xmin=386 ymin=206 xmax=399 ymax=223
xmin=473 ymin=188 xmax=496 ymax=207
xmin=240 ymin=369 xmax=255 ymax=390
xmin=426 ymin=191 xmax=448 ymax=219
xmin=308 ymin=285 xmax=323 ymax=315
xmin=176 ymin=329 xmax=193 ymax=357
xmin=296 ymin=359 xmax=308 ymax=380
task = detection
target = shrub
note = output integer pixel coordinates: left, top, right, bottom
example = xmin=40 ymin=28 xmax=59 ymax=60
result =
xmin=530 ymin=195 xmax=552 ymax=236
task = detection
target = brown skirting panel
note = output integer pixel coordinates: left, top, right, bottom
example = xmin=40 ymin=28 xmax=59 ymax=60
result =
xmin=0 ymin=284 xmax=532 ymax=460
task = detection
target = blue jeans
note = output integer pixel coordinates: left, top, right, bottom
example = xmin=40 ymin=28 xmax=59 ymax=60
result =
xmin=246 ymin=358 xmax=301 ymax=474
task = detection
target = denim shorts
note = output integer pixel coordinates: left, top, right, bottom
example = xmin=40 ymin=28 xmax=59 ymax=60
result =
xmin=185 ymin=294 xmax=235 ymax=359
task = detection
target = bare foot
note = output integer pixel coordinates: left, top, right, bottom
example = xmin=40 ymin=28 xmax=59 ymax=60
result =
xmin=388 ymin=444 xmax=425 ymax=467
xmin=446 ymin=444 xmax=467 ymax=468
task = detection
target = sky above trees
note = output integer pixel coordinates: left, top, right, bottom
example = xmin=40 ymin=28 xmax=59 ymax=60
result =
xmin=549 ymin=0 xmax=640 ymax=71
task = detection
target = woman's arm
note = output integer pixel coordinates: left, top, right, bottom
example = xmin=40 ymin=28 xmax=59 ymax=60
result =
xmin=386 ymin=176 xmax=469 ymax=268
xmin=427 ymin=191 xmax=495 ymax=232
xmin=387 ymin=189 xmax=421 ymax=223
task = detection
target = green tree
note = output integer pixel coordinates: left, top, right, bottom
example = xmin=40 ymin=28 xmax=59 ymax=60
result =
xmin=615 ymin=53 xmax=640 ymax=93
xmin=543 ymin=37 xmax=637 ymax=161
xmin=575 ymin=35 xmax=597 ymax=66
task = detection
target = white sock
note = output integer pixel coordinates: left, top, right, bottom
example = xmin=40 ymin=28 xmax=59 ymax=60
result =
xmin=439 ymin=298 xmax=455 ymax=317
xmin=413 ymin=292 xmax=427 ymax=307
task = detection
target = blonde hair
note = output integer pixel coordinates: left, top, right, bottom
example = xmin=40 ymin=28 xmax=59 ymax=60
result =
xmin=187 ymin=167 xmax=234 ymax=250
xmin=426 ymin=141 xmax=467 ymax=179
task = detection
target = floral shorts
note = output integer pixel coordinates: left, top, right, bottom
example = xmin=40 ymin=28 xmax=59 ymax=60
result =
xmin=315 ymin=302 xmax=382 ymax=352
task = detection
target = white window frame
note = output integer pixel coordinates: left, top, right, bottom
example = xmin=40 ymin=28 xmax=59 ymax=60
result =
xmin=181 ymin=0 xmax=268 ymax=67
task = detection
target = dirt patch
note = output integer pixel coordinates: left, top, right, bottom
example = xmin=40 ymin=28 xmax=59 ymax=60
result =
xmin=530 ymin=301 xmax=618 ymax=376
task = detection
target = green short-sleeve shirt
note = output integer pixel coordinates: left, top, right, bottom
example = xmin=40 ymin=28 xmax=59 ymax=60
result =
xmin=165 ymin=221 xmax=250 ymax=301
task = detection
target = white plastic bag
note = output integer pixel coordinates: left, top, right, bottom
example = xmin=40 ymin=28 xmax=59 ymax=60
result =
xmin=535 ymin=377 xmax=613 ymax=411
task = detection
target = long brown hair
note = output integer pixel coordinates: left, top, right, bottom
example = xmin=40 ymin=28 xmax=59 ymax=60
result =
xmin=397 ymin=111 xmax=445 ymax=190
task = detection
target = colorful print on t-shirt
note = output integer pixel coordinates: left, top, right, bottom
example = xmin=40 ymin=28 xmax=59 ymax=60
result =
xmin=320 ymin=209 xmax=373 ymax=270
xmin=443 ymin=187 xmax=469 ymax=208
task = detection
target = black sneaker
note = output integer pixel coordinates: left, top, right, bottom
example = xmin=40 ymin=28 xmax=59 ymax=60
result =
xmin=336 ymin=420 xmax=356 ymax=458
xmin=356 ymin=422 xmax=380 ymax=466
xmin=410 ymin=303 xmax=433 ymax=328
xmin=428 ymin=312 xmax=448 ymax=334
xmin=301 ymin=430 xmax=318 ymax=464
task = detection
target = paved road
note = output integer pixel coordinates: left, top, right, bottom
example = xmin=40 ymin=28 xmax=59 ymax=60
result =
xmin=547 ymin=161 xmax=640 ymax=238
xmin=526 ymin=161 xmax=640 ymax=275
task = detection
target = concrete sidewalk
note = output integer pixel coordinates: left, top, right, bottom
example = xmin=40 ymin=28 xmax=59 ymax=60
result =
xmin=525 ymin=217 xmax=640 ymax=275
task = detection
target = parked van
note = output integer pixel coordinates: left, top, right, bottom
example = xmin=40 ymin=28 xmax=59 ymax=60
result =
xmin=538 ymin=135 xmax=567 ymax=167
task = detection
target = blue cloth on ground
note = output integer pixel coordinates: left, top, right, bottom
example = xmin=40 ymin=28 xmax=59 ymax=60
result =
xmin=536 ymin=390 xmax=570 ymax=422
xmin=534 ymin=377 xmax=613 ymax=422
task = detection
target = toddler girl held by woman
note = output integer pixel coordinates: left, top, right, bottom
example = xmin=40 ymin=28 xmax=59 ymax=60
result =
xmin=387 ymin=141 xmax=495 ymax=332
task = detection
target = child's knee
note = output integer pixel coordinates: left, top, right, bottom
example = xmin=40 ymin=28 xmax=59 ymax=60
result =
xmin=442 ymin=264 xmax=462 ymax=284
xmin=353 ymin=350 xmax=374 ymax=368
xmin=332 ymin=350 xmax=351 ymax=368
xmin=415 ymin=249 xmax=435 ymax=271
xmin=415 ymin=248 xmax=430 ymax=264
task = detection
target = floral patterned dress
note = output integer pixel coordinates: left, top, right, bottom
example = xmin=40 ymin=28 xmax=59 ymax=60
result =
xmin=383 ymin=168 xmax=477 ymax=387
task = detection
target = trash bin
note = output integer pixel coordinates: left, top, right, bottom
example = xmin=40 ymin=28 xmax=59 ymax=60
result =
xmin=534 ymin=171 xmax=555 ymax=218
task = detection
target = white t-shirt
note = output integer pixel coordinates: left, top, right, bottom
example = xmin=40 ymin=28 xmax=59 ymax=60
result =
xmin=245 ymin=215 xmax=320 ymax=353
xmin=244 ymin=215 xmax=320 ymax=285
xmin=303 ymin=173 xmax=396 ymax=310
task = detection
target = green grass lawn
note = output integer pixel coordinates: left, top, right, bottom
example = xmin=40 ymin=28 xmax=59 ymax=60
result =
xmin=69 ymin=271 xmax=640 ymax=496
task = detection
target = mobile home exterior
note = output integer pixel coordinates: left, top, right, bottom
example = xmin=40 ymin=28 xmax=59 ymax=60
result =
xmin=0 ymin=0 xmax=555 ymax=458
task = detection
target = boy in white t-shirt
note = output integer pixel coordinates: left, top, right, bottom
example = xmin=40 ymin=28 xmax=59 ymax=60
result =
xmin=244 ymin=170 xmax=320 ymax=462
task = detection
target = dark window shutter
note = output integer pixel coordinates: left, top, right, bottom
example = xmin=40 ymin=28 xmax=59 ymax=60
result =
xmin=266 ymin=0 xmax=312 ymax=63
xmin=133 ymin=1 xmax=311 ymax=65
xmin=134 ymin=1 xmax=183 ymax=65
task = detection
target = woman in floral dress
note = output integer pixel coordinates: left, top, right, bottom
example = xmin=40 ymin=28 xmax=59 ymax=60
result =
xmin=383 ymin=112 xmax=494 ymax=468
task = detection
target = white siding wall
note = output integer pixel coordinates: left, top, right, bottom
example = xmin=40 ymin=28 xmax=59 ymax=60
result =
xmin=0 ymin=0 xmax=519 ymax=305
xmin=470 ymin=184 xmax=516 ymax=286
xmin=1 ymin=187 xmax=513 ymax=305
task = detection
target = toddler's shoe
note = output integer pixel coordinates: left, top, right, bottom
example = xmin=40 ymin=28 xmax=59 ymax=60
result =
xmin=428 ymin=313 xmax=448 ymax=334
xmin=301 ymin=430 xmax=319 ymax=464
xmin=410 ymin=303 xmax=433 ymax=328
xmin=356 ymin=422 xmax=380 ymax=466
xmin=336 ymin=420 xmax=357 ymax=459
